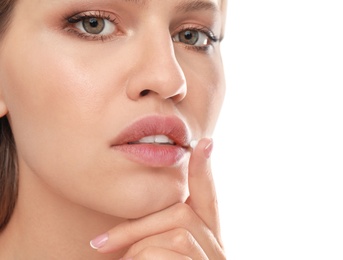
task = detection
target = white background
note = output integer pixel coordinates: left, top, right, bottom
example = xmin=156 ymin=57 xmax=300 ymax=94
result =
xmin=212 ymin=0 xmax=343 ymax=259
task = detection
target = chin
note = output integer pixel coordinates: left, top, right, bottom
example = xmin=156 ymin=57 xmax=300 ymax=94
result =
xmin=108 ymin=185 xmax=189 ymax=220
xmin=76 ymin=158 xmax=190 ymax=220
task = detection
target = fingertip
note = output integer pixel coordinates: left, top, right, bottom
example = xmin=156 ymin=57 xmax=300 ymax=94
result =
xmin=188 ymin=138 xmax=213 ymax=179
xmin=204 ymin=138 xmax=213 ymax=159
xmin=192 ymin=138 xmax=213 ymax=159
xmin=90 ymin=233 xmax=109 ymax=250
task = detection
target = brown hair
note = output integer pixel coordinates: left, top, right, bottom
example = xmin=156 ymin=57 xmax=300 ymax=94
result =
xmin=0 ymin=0 xmax=18 ymax=232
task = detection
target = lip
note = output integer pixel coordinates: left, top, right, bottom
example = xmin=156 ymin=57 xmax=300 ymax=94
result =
xmin=111 ymin=115 xmax=192 ymax=167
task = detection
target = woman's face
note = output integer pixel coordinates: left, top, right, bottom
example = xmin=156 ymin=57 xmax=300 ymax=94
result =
xmin=0 ymin=0 xmax=225 ymax=218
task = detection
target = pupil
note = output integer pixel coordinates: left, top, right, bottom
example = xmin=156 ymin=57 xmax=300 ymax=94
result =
xmin=184 ymin=31 xmax=193 ymax=40
xmin=89 ymin=18 xmax=99 ymax=28
xmin=83 ymin=17 xmax=105 ymax=34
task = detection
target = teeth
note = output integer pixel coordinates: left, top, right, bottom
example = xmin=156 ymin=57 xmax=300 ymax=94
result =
xmin=154 ymin=135 xmax=171 ymax=144
xmin=138 ymin=136 xmax=155 ymax=143
xmin=135 ymin=135 xmax=175 ymax=145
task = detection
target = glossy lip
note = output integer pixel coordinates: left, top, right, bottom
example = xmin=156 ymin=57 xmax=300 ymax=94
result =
xmin=111 ymin=115 xmax=192 ymax=167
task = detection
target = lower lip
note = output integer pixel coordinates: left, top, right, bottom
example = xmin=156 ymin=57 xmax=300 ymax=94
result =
xmin=113 ymin=144 xmax=188 ymax=167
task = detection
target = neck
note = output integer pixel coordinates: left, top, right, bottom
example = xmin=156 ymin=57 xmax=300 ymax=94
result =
xmin=0 ymin=165 xmax=126 ymax=259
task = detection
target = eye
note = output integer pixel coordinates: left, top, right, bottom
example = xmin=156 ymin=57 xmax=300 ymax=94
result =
xmin=81 ymin=17 xmax=107 ymax=34
xmin=67 ymin=11 xmax=119 ymax=40
xmin=173 ymin=27 xmax=218 ymax=47
xmin=72 ymin=17 xmax=115 ymax=36
xmin=175 ymin=30 xmax=207 ymax=46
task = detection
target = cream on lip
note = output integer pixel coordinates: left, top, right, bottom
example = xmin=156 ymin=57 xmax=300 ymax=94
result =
xmin=190 ymin=140 xmax=199 ymax=149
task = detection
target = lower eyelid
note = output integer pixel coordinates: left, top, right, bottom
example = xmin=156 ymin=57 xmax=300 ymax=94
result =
xmin=173 ymin=41 xmax=212 ymax=54
xmin=64 ymin=27 xmax=116 ymax=42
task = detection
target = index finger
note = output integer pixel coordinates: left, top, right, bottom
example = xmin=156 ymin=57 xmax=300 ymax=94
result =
xmin=186 ymin=138 xmax=222 ymax=243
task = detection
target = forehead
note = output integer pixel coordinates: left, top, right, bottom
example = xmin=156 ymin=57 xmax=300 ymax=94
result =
xmin=17 ymin=0 xmax=225 ymax=14
xmin=114 ymin=0 xmax=226 ymax=21
xmin=117 ymin=0 xmax=226 ymax=37
xmin=12 ymin=0 xmax=226 ymax=32
xmin=113 ymin=0 xmax=224 ymax=10
xmin=125 ymin=0 xmax=222 ymax=4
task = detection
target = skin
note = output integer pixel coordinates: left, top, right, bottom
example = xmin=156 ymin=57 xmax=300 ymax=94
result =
xmin=0 ymin=0 xmax=226 ymax=259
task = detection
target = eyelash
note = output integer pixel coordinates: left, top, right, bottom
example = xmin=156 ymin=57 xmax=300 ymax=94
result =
xmin=64 ymin=11 xmax=218 ymax=52
xmin=174 ymin=25 xmax=219 ymax=52
xmin=65 ymin=10 xmax=119 ymax=41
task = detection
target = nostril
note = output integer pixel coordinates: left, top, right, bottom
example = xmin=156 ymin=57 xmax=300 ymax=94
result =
xmin=140 ymin=89 xmax=150 ymax=97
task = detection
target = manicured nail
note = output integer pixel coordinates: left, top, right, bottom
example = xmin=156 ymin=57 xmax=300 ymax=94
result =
xmin=204 ymin=139 xmax=213 ymax=159
xmin=90 ymin=233 xmax=109 ymax=250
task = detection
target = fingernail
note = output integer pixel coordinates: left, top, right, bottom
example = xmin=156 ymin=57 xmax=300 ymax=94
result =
xmin=204 ymin=139 xmax=213 ymax=159
xmin=90 ymin=233 xmax=108 ymax=250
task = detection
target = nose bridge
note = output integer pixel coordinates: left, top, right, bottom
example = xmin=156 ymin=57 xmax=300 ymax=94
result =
xmin=126 ymin=26 xmax=187 ymax=102
xmin=144 ymin=31 xmax=183 ymax=79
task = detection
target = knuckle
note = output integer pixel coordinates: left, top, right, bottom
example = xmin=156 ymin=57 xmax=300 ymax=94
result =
xmin=138 ymin=247 xmax=156 ymax=259
xmin=124 ymin=241 xmax=140 ymax=257
xmin=171 ymin=228 xmax=195 ymax=250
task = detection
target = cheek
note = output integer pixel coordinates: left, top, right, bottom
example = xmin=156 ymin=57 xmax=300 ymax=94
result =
xmin=181 ymin=54 xmax=225 ymax=137
xmin=2 ymin=31 xmax=126 ymax=145
xmin=3 ymin=45 xmax=83 ymax=152
xmin=0 ymin=33 xmax=117 ymax=188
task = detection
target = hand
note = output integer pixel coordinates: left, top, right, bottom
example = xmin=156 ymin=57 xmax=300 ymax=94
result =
xmin=90 ymin=138 xmax=226 ymax=259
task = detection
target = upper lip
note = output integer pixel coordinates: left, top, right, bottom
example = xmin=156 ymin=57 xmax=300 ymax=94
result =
xmin=111 ymin=115 xmax=191 ymax=148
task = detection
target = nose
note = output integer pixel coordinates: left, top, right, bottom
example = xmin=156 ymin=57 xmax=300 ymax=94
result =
xmin=126 ymin=30 xmax=187 ymax=103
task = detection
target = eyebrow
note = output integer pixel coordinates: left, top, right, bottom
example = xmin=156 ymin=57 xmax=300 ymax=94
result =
xmin=175 ymin=0 xmax=219 ymax=13
xmin=122 ymin=0 xmax=148 ymax=6
xmin=121 ymin=0 xmax=219 ymax=13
